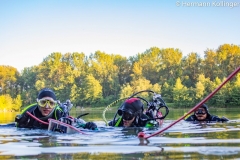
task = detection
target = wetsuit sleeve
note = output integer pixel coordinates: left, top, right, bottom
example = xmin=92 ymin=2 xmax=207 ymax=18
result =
xmin=54 ymin=106 xmax=65 ymax=120
xmin=84 ymin=122 xmax=98 ymax=130
xmin=185 ymin=115 xmax=195 ymax=121
xmin=219 ymin=116 xmax=229 ymax=122
xmin=211 ymin=115 xmax=229 ymax=122
xmin=15 ymin=111 xmax=30 ymax=128
xmin=109 ymin=118 xmax=123 ymax=127
xmin=15 ymin=104 xmax=38 ymax=128
xmin=108 ymin=120 xmax=114 ymax=126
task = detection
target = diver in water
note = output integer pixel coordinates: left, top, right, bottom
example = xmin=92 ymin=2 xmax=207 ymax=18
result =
xmin=15 ymin=88 xmax=97 ymax=130
xmin=108 ymin=98 xmax=160 ymax=127
xmin=185 ymin=103 xmax=229 ymax=123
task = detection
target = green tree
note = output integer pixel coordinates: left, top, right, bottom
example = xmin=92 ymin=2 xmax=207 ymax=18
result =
xmin=119 ymin=83 xmax=133 ymax=99
xmin=209 ymin=77 xmax=228 ymax=107
xmin=70 ymin=84 xmax=81 ymax=106
xmin=159 ymin=48 xmax=182 ymax=83
xmin=173 ymin=78 xmax=191 ymax=107
xmin=70 ymin=52 xmax=89 ymax=105
xmin=228 ymin=73 xmax=240 ymax=106
xmin=131 ymin=78 xmax=154 ymax=95
xmin=181 ymin=52 xmax=202 ymax=87
xmin=0 ymin=94 xmax=13 ymax=111
xmin=216 ymin=44 xmax=240 ymax=77
xmin=36 ymin=52 xmax=80 ymax=101
xmin=89 ymin=51 xmax=118 ymax=99
xmin=203 ymin=49 xmax=219 ymax=80
xmin=81 ymin=74 xmax=102 ymax=105
xmin=131 ymin=47 xmax=163 ymax=84
xmin=161 ymin=82 xmax=173 ymax=103
xmin=113 ymin=54 xmax=131 ymax=86
xmin=13 ymin=94 xmax=22 ymax=111
xmin=0 ymin=65 xmax=20 ymax=97
xmin=18 ymin=66 xmax=38 ymax=105
xmin=195 ymin=81 xmax=205 ymax=101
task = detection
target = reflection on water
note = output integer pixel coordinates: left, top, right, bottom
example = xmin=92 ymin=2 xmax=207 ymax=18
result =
xmin=0 ymin=112 xmax=18 ymax=124
xmin=1 ymin=120 xmax=240 ymax=159
xmin=1 ymin=110 xmax=240 ymax=159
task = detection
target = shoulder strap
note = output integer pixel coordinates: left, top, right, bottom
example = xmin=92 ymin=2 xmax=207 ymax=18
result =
xmin=114 ymin=117 xmax=122 ymax=127
xmin=54 ymin=106 xmax=63 ymax=119
xmin=20 ymin=103 xmax=38 ymax=114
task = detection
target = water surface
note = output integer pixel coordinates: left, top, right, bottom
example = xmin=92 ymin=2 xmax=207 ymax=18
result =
xmin=0 ymin=109 xmax=240 ymax=159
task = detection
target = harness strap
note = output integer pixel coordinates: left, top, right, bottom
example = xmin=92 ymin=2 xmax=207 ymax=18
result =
xmin=114 ymin=117 xmax=122 ymax=127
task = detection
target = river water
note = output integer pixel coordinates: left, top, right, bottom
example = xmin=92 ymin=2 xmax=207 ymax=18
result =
xmin=0 ymin=108 xmax=240 ymax=159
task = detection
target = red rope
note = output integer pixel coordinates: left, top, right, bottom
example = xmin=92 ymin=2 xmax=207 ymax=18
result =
xmin=139 ymin=66 xmax=240 ymax=139
xmin=26 ymin=111 xmax=49 ymax=125
xmin=26 ymin=111 xmax=87 ymax=135
xmin=48 ymin=118 xmax=88 ymax=135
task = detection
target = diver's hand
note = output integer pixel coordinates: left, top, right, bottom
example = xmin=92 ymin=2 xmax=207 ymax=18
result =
xmin=220 ymin=116 xmax=229 ymax=122
xmin=15 ymin=113 xmax=30 ymax=127
xmin=84 ymin=122 xmax=98 ymax=130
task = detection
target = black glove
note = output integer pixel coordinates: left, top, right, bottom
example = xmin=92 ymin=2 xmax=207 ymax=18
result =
xmin=84 ymin=122 xmax=98 ymax=130
xmin=15 ymin=113 xmax=30 ymax=128
xmin=220 ymin=116 xmax=229 ymax=122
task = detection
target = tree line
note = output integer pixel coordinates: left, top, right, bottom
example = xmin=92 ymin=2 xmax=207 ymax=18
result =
xmin=0 ymin=43 xmax=239 ymax=111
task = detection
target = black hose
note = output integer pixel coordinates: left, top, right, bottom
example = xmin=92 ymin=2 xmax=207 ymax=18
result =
xmin=77 ymin=113 xmax=89 ymax=119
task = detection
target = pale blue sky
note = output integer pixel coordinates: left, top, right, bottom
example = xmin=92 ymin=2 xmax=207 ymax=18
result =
xmin=0 ymin=0 xmax=239 ymax=72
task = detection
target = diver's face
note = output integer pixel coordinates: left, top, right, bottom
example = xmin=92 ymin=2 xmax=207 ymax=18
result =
xmin=123 ymin=117 xmax=135 ymax=127
xmin=122 ymin=112 xmax=135 ymax=127
xmin=37 ymin=97 xmax=56 ymax=116
xmin=195 ymin=107 xmax=207 ymax=121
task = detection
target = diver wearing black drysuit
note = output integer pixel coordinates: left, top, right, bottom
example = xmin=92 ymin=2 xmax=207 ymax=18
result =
xmin=185 ymin=103 xmax=229 ymax=122
xmin=108 ymin=98 xmax=159 ymax=128
xmin=15 ymin=88 xmax=97 ymax=130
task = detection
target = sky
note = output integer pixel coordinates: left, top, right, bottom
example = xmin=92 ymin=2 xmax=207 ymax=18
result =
xmin=0 ymin=0 xmax=239 ymax=72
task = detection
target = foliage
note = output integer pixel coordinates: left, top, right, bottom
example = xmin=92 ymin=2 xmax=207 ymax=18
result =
xmin=0 ymin=94 xmax=22 ymax=111
xmin=0 ymin=43 xmax=240 ymax=111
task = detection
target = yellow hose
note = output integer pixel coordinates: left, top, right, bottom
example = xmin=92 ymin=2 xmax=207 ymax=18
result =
xmin=102 ymin=97 xmax=127 ymax=126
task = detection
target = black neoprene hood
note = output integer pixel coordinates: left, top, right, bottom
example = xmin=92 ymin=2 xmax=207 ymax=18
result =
xmin=118 ymin=98 xmax=143 ymax=115
xmin=37 ymin=88 xmax=56 ymax=100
